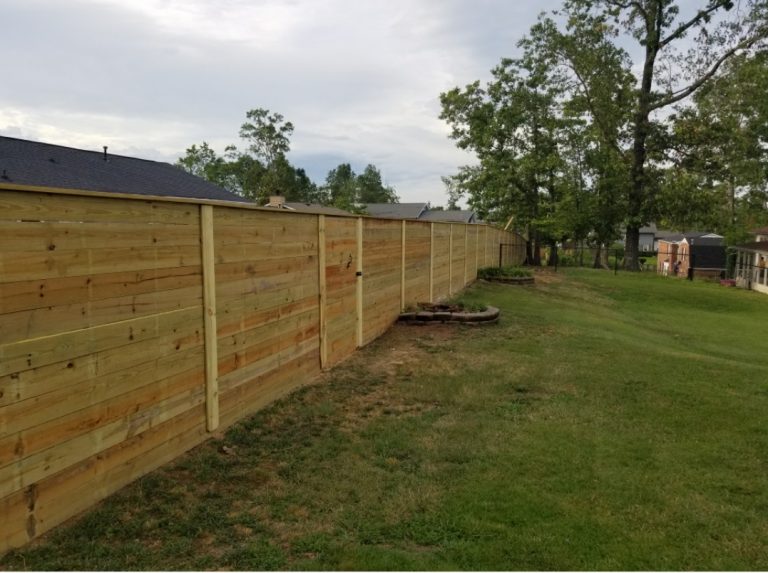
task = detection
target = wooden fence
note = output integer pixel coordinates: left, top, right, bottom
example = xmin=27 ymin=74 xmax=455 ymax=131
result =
xmin=0 ymin=186 xmax=525 ymax=553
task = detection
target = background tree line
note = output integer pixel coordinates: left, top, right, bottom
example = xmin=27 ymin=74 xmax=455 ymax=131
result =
xmin=440 ymin=0 xmax=768 ymax=269
xmin=176 ymin=108 xmax=398 ymax=211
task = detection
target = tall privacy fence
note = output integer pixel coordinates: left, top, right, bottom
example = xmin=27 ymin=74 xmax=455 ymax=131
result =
xmin=0 ymin=186 xmax=524 ymax=553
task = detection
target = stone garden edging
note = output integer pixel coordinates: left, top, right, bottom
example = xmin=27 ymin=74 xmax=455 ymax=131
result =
xmin=398 ymin=306 xmax=500 ymax=325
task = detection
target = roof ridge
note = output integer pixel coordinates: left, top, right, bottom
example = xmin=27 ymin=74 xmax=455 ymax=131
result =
xmin=0 ymin=135 xmax=170 ymax=166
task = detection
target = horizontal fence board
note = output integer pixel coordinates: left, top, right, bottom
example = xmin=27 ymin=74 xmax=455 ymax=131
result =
xmin=0 ymin=220 xmax=201 ymax=253
xmin=219 ymin=345 xmax=320 ymax=429
xmin=1 ymin=345 xmax=204 ymax=441
xmin=0 ymin=312 xmax=203 ymax=409
xmin=4 ymin=405 xmax=208 ymax=550
xmin=0 ymin=370 xmax=204 ymax=499
xmin=0 ymin=246 xmax=202 ymax=284
xmin=0 ymin=284 xmax=202 ymax=345
xmin=0 ymin=306 xmax=202 ymax=378
xmin=0 ymin=265 xmax=202 ymax=315
xmin=0 ymin=191 xmax=199 ymax=225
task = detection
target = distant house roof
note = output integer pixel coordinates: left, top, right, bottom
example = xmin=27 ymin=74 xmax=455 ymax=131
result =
xmin=0 ymin=135 xmax=247 ymax=202
xmin=653 ymin=229 xmax=676 ymax=241
xmin=733 ymin=241 xmax=768 ymax=253
xmin=639 ymin=223 xmax=657 ymax=235
xmin=282 ymin=202 xmax=351 ymax=216
xmin=751 ymin=227 xmax=768 ymax=236
xmin=364 ymin=203 xmax=428 ymax=219
xmin=659 ymin=232 xmax=724 ymax=245
xmin=420 ymin=210 xmax=477 ymax=223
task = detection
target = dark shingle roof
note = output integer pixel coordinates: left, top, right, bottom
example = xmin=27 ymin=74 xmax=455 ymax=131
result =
xmin=733 ymin=241 xmax=768 ymax=253
xmin=364 ymin=203 xmax=427 ymax=219
xmin=420 ymin=210 xmax=477 ymax=223
xmin=751 ymin=227 xmax=768 ymax=236
xmin=283 ymin=202 xmax=351 ymax=216
xmin=0 ymin=136 xmax=247 ymax=202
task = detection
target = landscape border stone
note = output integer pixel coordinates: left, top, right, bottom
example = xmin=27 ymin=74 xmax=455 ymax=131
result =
xmin=398 ymin=306 xmax=500 ymax=325
xmin=483 ymin=276 xmax=534 ymax=285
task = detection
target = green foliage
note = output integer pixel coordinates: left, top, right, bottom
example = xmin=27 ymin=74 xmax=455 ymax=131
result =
xmin=238 ymin=108 xmax=293 ymax=165
xmin=440 ymin=0 xmax=768 ymax=268
xmin=477 ymin=266 xmax=533 ymax=279
xmin=177 ymin=109 xmax=397 ymax=209
xmin=662 ymin=50 xmax=768 ymax=235
xmin=324 ymin=163 xmax=398 ymax=213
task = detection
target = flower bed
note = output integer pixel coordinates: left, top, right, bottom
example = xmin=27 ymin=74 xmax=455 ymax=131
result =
xmin=399 ymin=302 xmax=500 ymax=325
xmin=477 ymin=265 xmax=535 ymax=285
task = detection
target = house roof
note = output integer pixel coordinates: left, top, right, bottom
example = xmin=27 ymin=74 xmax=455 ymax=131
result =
xmin=282 ymin=202 xmax=351 ymax=216
xmin=733 ymin=241 xmax=768 ymax=254
xmin=659 ymin=232 xmax=724 ymax=245
xmin=0 ymin=135 xmax=247 ymax=203
xmin=639 ymin=223 xmax=657 ymax=235
xmin=653 ymin=229 xmax=676 ymax=240
xmin=364 ymin=203 xmax=427 ymax=219
xmin=420 ymin=210 xmax=477 ymax=223
xmin=751 ymin=226 xmax=768 ymax=236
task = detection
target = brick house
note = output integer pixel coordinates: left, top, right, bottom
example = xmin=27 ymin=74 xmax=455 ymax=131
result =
xmin=656 ymin=232 xmax=726 ymax=279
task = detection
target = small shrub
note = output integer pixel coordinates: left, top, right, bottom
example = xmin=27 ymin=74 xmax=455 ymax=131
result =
xmin=442 ymin=296 xmax=488 ymax=313
xmin=477 ymin=266 xmax=532 ymax=279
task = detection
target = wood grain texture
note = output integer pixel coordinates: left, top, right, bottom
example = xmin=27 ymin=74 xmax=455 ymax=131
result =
xmin=200 ymin=205 xmax=219 ymax=432
xmin=0 ymin=187 xmax=528 ymax=555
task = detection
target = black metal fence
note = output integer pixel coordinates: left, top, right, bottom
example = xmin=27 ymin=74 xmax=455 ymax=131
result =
xmin=494 ymin=242 xmax=765 ymax=285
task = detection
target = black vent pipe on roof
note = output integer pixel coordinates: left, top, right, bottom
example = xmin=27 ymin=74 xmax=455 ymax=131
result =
xmin=103 ymin=146 xmax=108 ymax=161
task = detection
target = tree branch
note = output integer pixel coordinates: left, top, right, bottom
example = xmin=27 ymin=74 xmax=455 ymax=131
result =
xmin=659 ymin=1 xmax=731 ymax=48
xmin=650 ymin=33 xmax=764 ymax=110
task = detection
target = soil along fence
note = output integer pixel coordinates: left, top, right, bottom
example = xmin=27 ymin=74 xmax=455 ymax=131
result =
xmin=0 ymin=187 xmax=525 ymax=553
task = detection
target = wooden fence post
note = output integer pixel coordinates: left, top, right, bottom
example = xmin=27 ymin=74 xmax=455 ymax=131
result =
xmin=474 ymin=226 xmax=479 ymax=277
xmin=401 ymin=220 xmax=406 ymax=310
xmin=200 ymin=204 xmax=219 ymax=432
xmin=448 ymin=224 xmax=454 ymax=295
xmin=464 ymin=224 xmax=468 ymax=286
xmin=356 ymin=217 xmax=364 ymax=348
xmin=318 ymin=215 xmax=327 ymax=369
xmin=429 ymin=223 xmax=434 ymax=302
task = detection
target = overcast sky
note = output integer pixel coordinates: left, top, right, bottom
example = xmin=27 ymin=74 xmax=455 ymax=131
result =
xmin=1 ymin=0 xmax=569 ymax=206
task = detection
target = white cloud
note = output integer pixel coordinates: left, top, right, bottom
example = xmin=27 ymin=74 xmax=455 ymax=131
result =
xmin=1 ymin=0 xmax=561 ymax=207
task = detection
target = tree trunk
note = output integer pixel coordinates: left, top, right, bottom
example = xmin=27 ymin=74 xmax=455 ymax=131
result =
xmin=532 ymin=231 xmax=542 ymax=266
xmin=625 ymin=3 xmax=661 ymax=271
xmin=593 ymin=243 xmax=610 ymax=270
xmin=525 ymin=237 xmax=534 ymax=266
xmin=547 ymin=243 xmax=559 ymax=267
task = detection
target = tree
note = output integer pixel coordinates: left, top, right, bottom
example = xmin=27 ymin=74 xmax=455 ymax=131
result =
xmin=357 ymin=164 xmax=399 ymax=203
xmin=444 ymin=1 xmax=768 ymax=269
xmin=662 ymin=50 xmax=768 ymax=235
xmin=238 ymin=108 xmax=294 ymax=165
xmin=563 ymin=0 xmax=767 ymax=269
xmin=178 ymin=109 xmax=398 ymax=210
xmin=322 ymin=163 xmax=398 ymax=212
xmin=323 ymin=163 xmax=359 ymax=212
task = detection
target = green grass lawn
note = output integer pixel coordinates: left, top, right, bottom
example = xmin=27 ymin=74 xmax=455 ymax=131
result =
xmin=3 ymin=269 xmax=768 ymax=570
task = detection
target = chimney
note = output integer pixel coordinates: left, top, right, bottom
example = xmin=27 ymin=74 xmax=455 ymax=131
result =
xmin=268 ymin=195 xmax=286 ymax=208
